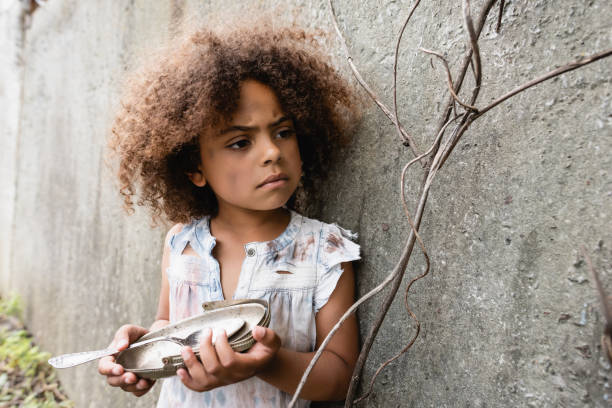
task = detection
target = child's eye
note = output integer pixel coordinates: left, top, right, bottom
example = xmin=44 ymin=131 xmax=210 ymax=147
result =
xmin=276 ymin=129 xmax=295 ymax=139
xmin=227 ymin=139 xmax=251 ymax=150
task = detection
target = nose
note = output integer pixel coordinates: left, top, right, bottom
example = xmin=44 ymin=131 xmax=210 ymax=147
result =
xmin=260 ymin=135 xmax=281 ymax=166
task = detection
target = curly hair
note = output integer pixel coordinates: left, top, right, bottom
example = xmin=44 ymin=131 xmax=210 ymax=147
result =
xmin=109 ymin=23 xmax=358 ymax=224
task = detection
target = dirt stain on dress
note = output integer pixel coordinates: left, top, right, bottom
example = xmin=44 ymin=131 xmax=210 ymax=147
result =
xmin=325 ymin=233 xmax=344 ymax=253
xmin=292 ymin=236 xmax=315 ymax=262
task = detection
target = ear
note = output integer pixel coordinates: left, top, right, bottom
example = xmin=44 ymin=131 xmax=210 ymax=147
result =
xmin=187 ymin=165 xmax=207 ymax=187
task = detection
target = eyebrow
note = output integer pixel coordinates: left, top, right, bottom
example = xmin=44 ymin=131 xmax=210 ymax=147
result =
xmin=219 ymin=116 xmax=292 ymax=135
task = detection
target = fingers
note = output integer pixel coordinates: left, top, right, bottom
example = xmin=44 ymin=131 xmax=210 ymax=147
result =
xmin=98 ymin=355 xmax=124 ymax=376
xmin=119 ymin=375 xmax=155 ymax=396
xmin=215 ymin=330 xmax=237 ymax=368
xmin=102 ymin=365 xmax=155 ymax=396
xmin=199 ymin=328 xmax=223 ymax=374
xmin=100 ymin=325 xmax=153 ymax=397
xmin=179 ymin=329 xmax=235 ymax=391
xmin=251 ymin=326 xmax=281 ymax=351
xmin=179 ymin=346 xmax=209 ymax=391
xmin=243 ymin=326 xmax=281 ymax=371
xmin=176 ymin=328 xmax=281 ymax=391
xmin=111 ymin=324 xmax=148 ymax=349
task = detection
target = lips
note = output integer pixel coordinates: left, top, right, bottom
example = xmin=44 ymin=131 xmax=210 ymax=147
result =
xmin=257 ymin=173 xmax=289 ymax=188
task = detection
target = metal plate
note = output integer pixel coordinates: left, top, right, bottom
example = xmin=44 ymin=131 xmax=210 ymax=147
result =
xmin=116 ymin=299 xmax=269 ymax=379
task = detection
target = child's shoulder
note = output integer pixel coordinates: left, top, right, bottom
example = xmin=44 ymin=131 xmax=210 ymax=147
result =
xmin=292 ymin=212 xmax=360 ymax=265
xmin=167 ymin=223 xmax=184 ymax=236
xmin=165 ymin=217 xmax=209 ymax=240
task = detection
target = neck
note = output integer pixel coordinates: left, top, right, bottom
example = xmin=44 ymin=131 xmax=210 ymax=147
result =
xmin=211 ymin=204 xmax=290 ymax=243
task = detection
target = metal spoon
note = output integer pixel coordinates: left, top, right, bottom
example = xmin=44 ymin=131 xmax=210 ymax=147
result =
xmin=48 ymin=317 xmax=245 ymax=369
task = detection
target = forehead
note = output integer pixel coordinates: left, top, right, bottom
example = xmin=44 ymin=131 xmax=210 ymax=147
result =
xmin=231 ymin=80 xmax=284 ymax=123
xmin=201 ymin=80 xmax=287 ymax=144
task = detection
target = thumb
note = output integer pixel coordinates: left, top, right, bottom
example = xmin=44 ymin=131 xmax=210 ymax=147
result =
xmin=112 ymin=325 xmax=147 ymax=350
xmin=111 ymin=330 xmax=130 ymax=350
xmin=252 ymin=326 xmax=281 ymax=350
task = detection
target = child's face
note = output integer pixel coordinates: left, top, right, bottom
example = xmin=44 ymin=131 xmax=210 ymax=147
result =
xmin=189 ymin=80 xmax=302 ymax=214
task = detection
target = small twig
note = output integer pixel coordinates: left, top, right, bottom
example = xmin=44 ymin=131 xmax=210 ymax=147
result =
xmin=496 ymin=0 xmax=505 ymax=32
xmin=419 ymin=48 xmax=479 ymax=112
xmin=581 ymin=245 xmax=612 ymax=364
xmin=328 ymin=0 xmax=422 ymax=159
xmin=426 ymin=0 xmax=498 ymax=168
xmin=353 ymin=120 xmax=454 ymax=402
xmin=355 ymin=308 xmax=420 ymax=404
xmin=393 ymin=0 xmax=423 ymax=151
xmin=344 ymin=184 xmax=431 ymax=407
xmin=581 ymin=246 xmax=612 ymax=329
xmin=356 ymin=116 xmax=465 ymax=406
xmin=475 ymin=48 xmax=612 ymax=118
xmin=463 ymin=0 xmax=482 ymax=105
xmin=438 ymin=113 xmax=474 ymax=169
xmin=347 ymin=2 xmax=501 ymax=405
xmin=438 ymin=49 xmax=612 ymax=169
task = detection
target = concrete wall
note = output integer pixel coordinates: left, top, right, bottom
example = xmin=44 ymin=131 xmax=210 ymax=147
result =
xmin=0 ymin=0 xmax=24 ymax=296
xmin=1 ymin=0 xmax=610 ymax=407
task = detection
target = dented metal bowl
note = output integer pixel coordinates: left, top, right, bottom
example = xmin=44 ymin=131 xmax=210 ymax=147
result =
xmin=116 ymin=299 xmax=270 ymax=379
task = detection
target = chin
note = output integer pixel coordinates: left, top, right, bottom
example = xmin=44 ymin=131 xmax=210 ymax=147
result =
xmin=254 ymin=194 xmax=294 ymax=211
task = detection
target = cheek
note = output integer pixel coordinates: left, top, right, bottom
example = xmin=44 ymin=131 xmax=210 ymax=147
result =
xmin=227 ymin=171 xmax=239 ymax=187
xmin=221 ymin=167 xmax=251 ymax=192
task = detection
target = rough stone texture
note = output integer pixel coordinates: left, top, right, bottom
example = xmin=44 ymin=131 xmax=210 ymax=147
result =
xmin=0 ymin=0 xmax=24 ymax=295
xmin=1 ymin=0 xmax=611 ymax=407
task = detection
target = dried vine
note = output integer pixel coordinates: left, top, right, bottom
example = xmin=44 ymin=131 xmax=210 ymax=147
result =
xmin=288 ymin=1 xmax=612 ymax=406
xmin=581 ymin=246 xmax=612 ymax=365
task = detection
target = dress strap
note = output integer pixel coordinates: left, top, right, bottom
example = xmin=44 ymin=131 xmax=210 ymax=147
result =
xmin=168 ymin=217 xmax=212 ymax=258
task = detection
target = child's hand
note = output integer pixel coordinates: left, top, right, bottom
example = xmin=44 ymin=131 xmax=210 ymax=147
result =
xmin=98 ymin=324 xmax=156 ymax=397
xmin=177 ymin=325 xmax=281 ymax=392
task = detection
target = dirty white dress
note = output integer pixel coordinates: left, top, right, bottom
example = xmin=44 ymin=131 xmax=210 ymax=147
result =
xmin=156 ymin=210 xmax=360 ymax=408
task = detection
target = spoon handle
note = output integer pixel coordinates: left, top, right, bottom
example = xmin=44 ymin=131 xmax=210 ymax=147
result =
xmin=48 ymin=335 xmax=171 ymax=369
xmin=48 ymin=347 xmax=119 ymax=369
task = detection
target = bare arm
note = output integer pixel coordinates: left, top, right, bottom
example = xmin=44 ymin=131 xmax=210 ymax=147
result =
xmin=256 ymin=262 xmax=358 ymax=401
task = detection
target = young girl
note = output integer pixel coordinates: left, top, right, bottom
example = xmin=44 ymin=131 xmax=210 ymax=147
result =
xmin=98 ymin=23 xmax=360 ymax=407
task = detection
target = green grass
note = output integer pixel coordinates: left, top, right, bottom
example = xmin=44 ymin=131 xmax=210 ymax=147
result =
xmin=0 ymin=293 xmax=74 ymax=407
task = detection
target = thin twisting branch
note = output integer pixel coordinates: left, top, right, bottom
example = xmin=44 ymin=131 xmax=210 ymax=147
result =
xmin=355 ymin=111 xmax=466 ymax=406
xmin=347 ymin=2 xmax=501 ymax=405
xmin=393 ymin=0 xmax=423 ymax=150
xmin=475 ymin=48 xmax=612 ymax=117
xmin=437 ymin=49 xmax=612 ymax=171
xmin=463 ymin=0 xmax=482 ymax=104
xmin=581 ymin=245 xmax=612 ymax=365
xmin=496 ymin=0 xmax=505 ymax=32
xmin=351 ymin=118 xmax=462 ymax=403
xmin=581 ymin=246 xmax=612 ymax=329
xmin=419 ymin=48 xmax=479 ymax=112
xmin=426 ymin=0 xmax=498 ymax=168
xmin=354 ymin=194 xmax=430 ymax=404
xmin=328 ymin=0 xmax=422 ymax=159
